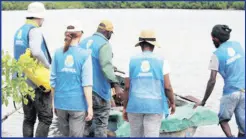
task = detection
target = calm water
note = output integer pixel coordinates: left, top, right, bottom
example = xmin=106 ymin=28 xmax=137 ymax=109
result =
xmin=1 ymin=9 xmax=245 ymax=137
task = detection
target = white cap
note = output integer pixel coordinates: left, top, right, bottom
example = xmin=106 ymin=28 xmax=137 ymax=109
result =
xmin=26 ymin=2 xmax=46 ymax=19
xmin=66 ymin=20 xmax=83 ymax=32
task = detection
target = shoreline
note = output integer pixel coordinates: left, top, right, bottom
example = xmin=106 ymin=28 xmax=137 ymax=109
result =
xmin=2 ymin=2 xmax=244 ymax=11
xmin=2 ymin=8 xmax=244 ymax=12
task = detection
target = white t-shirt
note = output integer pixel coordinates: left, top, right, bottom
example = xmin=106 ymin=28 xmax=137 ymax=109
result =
xmin=208 ymin=54 xmax=219 ymax=71
xmin=124 ymin=59 xmax=171 ymax=78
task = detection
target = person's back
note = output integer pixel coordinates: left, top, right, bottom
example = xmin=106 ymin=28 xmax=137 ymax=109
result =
xmin=123 ymin=30 xmax=175 ymax=137
xmin=79 ymin=20 xmax=123 ymax=137
xmin=53 ymin=46 xmax=89 ymax=110
xmin=50 ymin=21 xmax=93 ymax=137
xmin=80 ymin=34 xmax=111 ymax=101
xmin=14 ymin=23 xmax=35 ymax=60
xmin=13 ymin=2 xmax=53 ymax=137
xmin=194 ymin=25 xmax=245 ymax=137
xmin=127 ymin=52 xmax=168 ymax=114
xmin=14 ymin=5 xmax=51 ymax=69
xmin=213 ymin=41 xmax=245 ymax=95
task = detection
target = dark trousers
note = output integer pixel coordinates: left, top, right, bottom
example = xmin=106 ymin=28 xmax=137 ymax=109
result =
xmin=84 ymin=93 xmax=111 ymax=137
xmin=22 ymin=88 xmax=53 ymax=137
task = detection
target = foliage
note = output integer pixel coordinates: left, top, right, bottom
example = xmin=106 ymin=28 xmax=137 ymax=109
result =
xmin=1 ymin=2 xmax=245 ymax=10
xmin=1 ymin=50 xmax=39 ymax=107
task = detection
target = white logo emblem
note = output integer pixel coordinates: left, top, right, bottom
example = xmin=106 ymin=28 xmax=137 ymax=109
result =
xmin=227 ymin=48 xmax=236 ymax=57
xmin=141 ymin=60 xmax=150 ymax=72
xmin=65 ymin=55 xmax=74 ymax=67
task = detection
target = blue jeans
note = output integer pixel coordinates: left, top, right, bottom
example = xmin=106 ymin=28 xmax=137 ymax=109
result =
xmin=219 ymin=91 xmax=245 ymax=134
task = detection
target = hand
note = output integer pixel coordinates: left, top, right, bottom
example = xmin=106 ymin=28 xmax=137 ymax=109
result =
xmin=114 ymin=86 xmax=124 ymax=99
xmin=85 ymin=107 xmax=93 ymax=121
xmin=122 ymin=108 xmax=128 ymax=122
xmin=111 ymin=98 xmax=116 ymax=107
xmin=193 ymin=101 xmax=205 ymax=109
xmin=170 ymin=103 xmax=176 ymax=115
xmin=113 ymin=66 xmax=118 ymax=72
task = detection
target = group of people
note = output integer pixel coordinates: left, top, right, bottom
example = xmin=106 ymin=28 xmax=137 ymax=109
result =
xmin=13 ymin=2 xmax=245 ymax=138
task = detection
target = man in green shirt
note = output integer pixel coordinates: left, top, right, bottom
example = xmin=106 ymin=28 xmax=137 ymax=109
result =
xmin=80 ymin=20 xmax=123 ymax=137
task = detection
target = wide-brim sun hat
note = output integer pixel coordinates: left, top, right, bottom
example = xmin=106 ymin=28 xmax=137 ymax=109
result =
xmin=135 ymin=30 xmax=160 ymax=48
xmin=26 ymin=2 xmax=46 ymax=19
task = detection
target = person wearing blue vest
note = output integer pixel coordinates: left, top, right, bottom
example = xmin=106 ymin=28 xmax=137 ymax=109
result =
xmin=13 ymin=2 xmax=53 ymax=137
xmin=50 ymin=21 xmax=93 ymax=137
xmin=194 ymin=25 xmax=245 ymax=138
xmin=122 ymin=30 xmax=176 ymax=137
xmin=80 ymin=20 xmax=124 ymax=137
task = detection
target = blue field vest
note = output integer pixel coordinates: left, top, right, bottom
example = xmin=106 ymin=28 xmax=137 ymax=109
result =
xmin=213 ymin=41 xmax=245 ymax=95
xmin=126 ymin=51 xmax=169 ymax=115
xmin=80 ymin=33 xmax=111 ymax=101
xmin=53 ymin=46 xmax=90 ymax=111
xmin=14 ymin=23 xmax=49 ymax=61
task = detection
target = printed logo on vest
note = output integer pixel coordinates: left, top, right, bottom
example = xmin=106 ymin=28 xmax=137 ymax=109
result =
xmin=226 ymin=48 xmax=241 ymax=65
xmin=141 ymin=60 xmax=150 ymax=72
xmin=227 ymin=48 xmax=236 ymax=57
xmin=65 ymin=55 xmax=74 ymax=67
xmin=62 ymin=55 xmax=76 ymax=73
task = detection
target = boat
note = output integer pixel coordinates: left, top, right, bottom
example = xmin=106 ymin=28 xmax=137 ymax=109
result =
xmin=106 ymin=95 xmax=198 ymax=137
xmin=92 ymin=74 xmax=217 ymax=137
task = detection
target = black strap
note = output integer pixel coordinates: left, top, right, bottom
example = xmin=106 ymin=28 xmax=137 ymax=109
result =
xmin=13 ymin=101 xmax=18 ymax=111
xmin=43 ymin=37 xmax=52 ymax=64
xmin=139 ymin=37 xmax=156 ymax=41
xmin=28 ymin=27 xmax=52 ymax=64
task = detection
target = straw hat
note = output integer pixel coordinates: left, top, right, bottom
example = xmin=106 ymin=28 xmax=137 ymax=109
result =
xmin=135 ymin=30 xmax=160 ymax=48
xmin=26 ymin=2 xmax=46 ymax=19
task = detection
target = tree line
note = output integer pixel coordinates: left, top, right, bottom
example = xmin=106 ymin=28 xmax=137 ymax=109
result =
xmin=2 ymin=1 xmax=245 ymax=10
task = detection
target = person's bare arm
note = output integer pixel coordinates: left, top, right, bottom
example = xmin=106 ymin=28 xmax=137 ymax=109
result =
xmin=123 ymin=77 xmax=130 ymax=109
xmin=82 ymin=55 xmax=93 ymax=121
xmin=201 ymin=70 xmax=217 ymax=105
xmin=51 ymin=87 xmax=57 ymax=115
xmin=84 ymin=86 xmax=93 ymax=108
xmin=194 ymin=54 xmax=219 ymax=108
xmin=122 ymin=77 xmax=130 ymax=121
xmin=164 ymin=74 xmax=175 ymax=114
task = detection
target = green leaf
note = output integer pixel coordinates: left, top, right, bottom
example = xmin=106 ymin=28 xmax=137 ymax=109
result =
xmin=2 ymin=49 xmax=37 ymax=107
xmin=23 ymin=98 xmax=28 ymax=105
